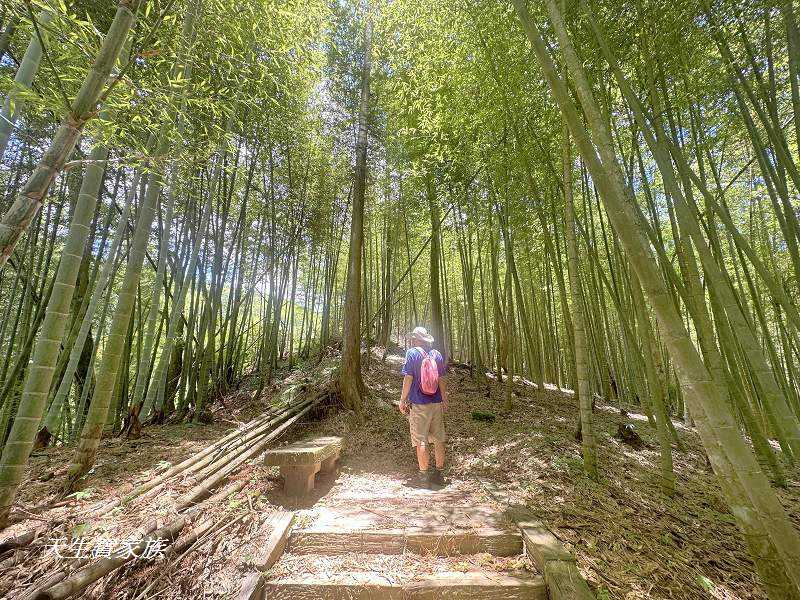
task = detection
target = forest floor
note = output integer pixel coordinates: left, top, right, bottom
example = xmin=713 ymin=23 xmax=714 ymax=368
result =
xmin=2 ymin=348 xmax=799 ymax=599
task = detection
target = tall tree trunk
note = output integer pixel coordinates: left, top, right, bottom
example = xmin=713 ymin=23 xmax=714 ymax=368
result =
xmin=64 ymin=0 xmax=201 ymax=489
xmin=427 ymin=175 xmax=446 ymax=357
xmin=630 ymin=269 xmax=674 ymax=495
xmin=146 ymin=159 xmax=217 ymax=421
xmin=64 ymin=139 xmax=164 ymax=491
xmin=503 ymin=252 xmax=514 ymax=413
xmin=562 ymin=130 xmax=598 ymax=480
xmin=378 ymin=201 xmax=394 ymax=353
xmin=338 ymin=14 xmax=371 ymax=414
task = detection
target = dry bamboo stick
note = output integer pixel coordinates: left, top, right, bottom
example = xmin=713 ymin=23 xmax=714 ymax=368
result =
xmin=89 ymin=388 xmax=304 ymax=514
xmin=176 ymin=397 xmax=320 ymax=509
xmin=34 ymin=519 xmax=187 ymax=600
xmin=181 ymin=397 xmax=313 ymax=485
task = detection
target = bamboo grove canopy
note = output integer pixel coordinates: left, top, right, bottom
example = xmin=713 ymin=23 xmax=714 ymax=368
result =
xmin=0 ymin=0 xmax=799 ymax=597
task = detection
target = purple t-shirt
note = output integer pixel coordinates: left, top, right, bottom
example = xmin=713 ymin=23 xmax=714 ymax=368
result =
xmin=402 ymin=347 xmax=446 ymax=404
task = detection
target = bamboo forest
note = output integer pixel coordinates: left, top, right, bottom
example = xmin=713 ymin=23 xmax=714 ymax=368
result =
xmin=1 ymin=0 xmax=800 ymax=598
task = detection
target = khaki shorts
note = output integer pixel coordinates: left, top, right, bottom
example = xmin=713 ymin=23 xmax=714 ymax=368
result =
xmin=409 ymin=402 xmax=446 ymax=447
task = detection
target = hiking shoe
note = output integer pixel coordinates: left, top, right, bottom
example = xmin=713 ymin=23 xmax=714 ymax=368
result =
xmin=429 ymin=468 xmax=445 ymax=487
xmin=410 ymin=470 xmax=431 ymax=488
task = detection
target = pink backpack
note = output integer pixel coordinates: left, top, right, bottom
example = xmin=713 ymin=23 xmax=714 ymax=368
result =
xmin=418 ymin=348 xmax=440 ymax=395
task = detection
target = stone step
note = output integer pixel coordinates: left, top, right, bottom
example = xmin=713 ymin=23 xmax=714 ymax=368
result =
xmin=290 ymin=526 xmax=522 ymax=556
xmin=289 ymin=505 xmax=522 ymax=557
xmin=263 ymin=570 xmax=547 ymax=600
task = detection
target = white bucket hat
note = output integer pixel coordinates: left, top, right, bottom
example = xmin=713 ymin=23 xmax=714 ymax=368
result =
xmin=408 ymin=326 xmax=434 ymax=344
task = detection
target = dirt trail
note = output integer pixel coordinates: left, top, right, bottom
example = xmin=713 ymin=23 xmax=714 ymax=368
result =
xmin=2 ymin=351 xmax=797 ymax=599
xmin=289 ymin=352 xmax=799 ymax=599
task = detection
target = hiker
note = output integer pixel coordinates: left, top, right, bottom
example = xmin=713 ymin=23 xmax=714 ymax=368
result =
xmin=399 ymin=326 xmax=448 ymax=487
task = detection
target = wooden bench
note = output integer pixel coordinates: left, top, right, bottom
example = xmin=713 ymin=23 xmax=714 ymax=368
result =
xmin=264 ymin=436 xmax=343 ymax=496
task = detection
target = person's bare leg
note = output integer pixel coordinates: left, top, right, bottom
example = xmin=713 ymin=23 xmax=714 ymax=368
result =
xmin=416 ymin=443 xmax=430 ymax=471
xmin=433 ymin=441 xmax=445 ymax=470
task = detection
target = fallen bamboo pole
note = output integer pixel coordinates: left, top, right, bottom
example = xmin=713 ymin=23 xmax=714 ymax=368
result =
xmin=177 ymin=397 xmax=319 ymax=509
xmin=31 ymin=388 xmax=331 ymax=599
xmin=34 ymin=519 xmax=188 ymax=600
xmin=30 ymin=481 xmax=247 ymax=600
xmin=20 ymin=363 xmax=336 ymax=600
xmin=88 ymin=385 xmax=306 ymax=514
xmin=179 ymin=398 xmax=311 ymax=485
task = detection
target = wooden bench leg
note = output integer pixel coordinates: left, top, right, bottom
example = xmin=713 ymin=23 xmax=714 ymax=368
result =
xmin=320 ymin=452 xmax=340 ymax=474
xmin=281 ymin=464 xmax=319 ymax=497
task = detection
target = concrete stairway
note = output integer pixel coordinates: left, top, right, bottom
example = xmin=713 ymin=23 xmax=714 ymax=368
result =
xmin=263 ymin=503 xmax=546 ymax=599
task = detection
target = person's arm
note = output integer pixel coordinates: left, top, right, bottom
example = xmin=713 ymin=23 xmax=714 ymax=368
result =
xmin=400 ymin=348 xmax=417 ymax=414
xmin=400 ymin=375 xmax=413 ymax=414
